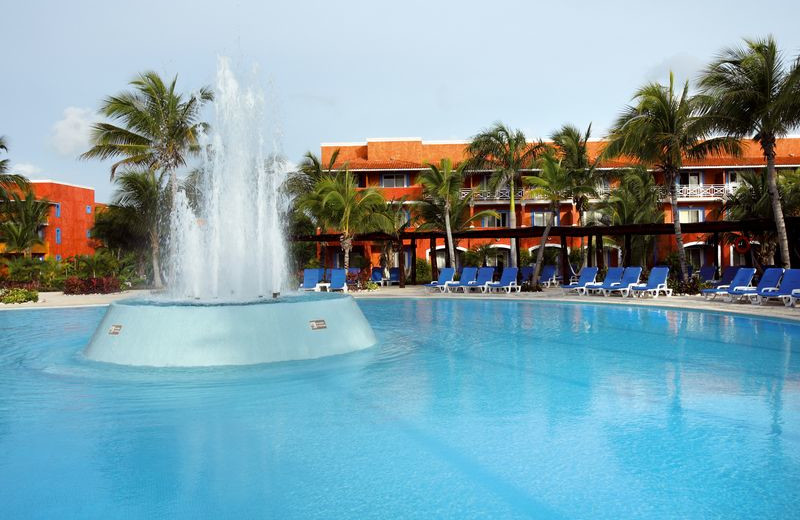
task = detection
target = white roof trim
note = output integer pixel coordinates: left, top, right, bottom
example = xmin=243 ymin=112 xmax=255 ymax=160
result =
xmin=366 ymin=137 xmax=422 ymax=142
xmin=30 ymin=179 xmax=95 ymax=191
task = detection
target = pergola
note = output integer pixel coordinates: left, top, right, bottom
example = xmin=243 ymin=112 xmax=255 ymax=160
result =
xmin=294 ymin=217 xmax=800 ymax=286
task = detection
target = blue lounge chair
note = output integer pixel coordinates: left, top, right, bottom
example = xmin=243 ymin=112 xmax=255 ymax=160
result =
xmin=483 ymin=267 xmax=520 ymax=293
xmin=387 ymin=267 xmax=400 ymax=286
xmin=709 ymin=266 xmax=740 ymax=288
xmin=602 ymin=267 xmax=643 ymax=297
xmin=444 ymin=267 xmax=477 ymax=293
xmin=752 ymin=269 xmax=800 ymax=306
xmin=562 ymin=267 xmax=599 ymax=295
xmin=299 ymin=268 xmax=323 ymax=291
xmin=701 ymin=267 xmax=755 ymax=300
xmin=725 ymin=267 xmax=783 ymax=302
xmin=371 ymin=267 xmax=385 ymax=285
xmin=586 ymin=267 xmax=624 ymax=294
xmin=789 ymin=288 xmax=800 ymax=307
xmin=630 ymin=266 xmax=672 ymax=298
xmin=697 ymin=265 xmax=717 ymax=283
xmin=423 ymin=267 xmax=455 ymax=291
xmin=328 ymin=268 xmax=347 ymax=292
xmin=454 ymin=267 xmax=495 ymax=293
xmin=519 ymin=266 xmax=534 ymax=285
xmin=537 ymin=265 xmax=558 ymax=287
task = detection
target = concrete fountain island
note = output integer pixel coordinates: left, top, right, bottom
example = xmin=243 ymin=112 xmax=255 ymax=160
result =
xmin=84 ymin=58 xmax=376 ymax=367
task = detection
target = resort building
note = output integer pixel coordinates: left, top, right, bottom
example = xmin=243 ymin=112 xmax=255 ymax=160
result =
xmin=0 ymin=180 xmax=100 ymax=260
xmin=319 ymin=137 xmax=800 ymax=271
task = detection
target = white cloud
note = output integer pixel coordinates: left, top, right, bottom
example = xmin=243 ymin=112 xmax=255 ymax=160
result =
xmin=12 ymin=163 xmax=43 ymax=176
xmin=51 ymin=107 xmax=99 ymax=156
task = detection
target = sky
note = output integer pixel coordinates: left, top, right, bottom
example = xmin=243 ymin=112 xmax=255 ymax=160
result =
xmin=2 ymin=0 xmax=799 ymax=202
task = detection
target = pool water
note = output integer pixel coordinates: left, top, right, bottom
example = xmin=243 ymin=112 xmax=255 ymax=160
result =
xmin=1 ymin=299 xmax=798 ymax=519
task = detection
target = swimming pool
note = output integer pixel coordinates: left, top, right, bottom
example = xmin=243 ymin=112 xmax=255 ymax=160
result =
xmin=1 ymin=299 xmax=798 ymax=518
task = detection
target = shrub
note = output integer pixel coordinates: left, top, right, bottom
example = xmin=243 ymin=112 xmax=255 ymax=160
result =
xmin=667 ymin=276 xmax=710 ymax=296
xmin=0 ymin=288 xmax=39 ymax=304
xmin=63 ymin=276 xmax=121 ymax=295
xmin=415 ymin=258 xmax=432 ymax=283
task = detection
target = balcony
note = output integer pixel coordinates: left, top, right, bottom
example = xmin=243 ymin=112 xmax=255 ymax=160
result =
xmin=460 ymin=184 xmax=738 ymax=202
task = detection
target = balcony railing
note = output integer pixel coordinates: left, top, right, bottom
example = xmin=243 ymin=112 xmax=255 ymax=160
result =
xmin=460 ymin=184 xmax=738 ymax=202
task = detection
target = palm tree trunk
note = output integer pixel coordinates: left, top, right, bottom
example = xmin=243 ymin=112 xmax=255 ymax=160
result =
xmin=149 ymin=230 xmax=163 ymax=289
xmin=532 ymin=207 xmax=556 ymax=284
xmin=579 ymin=209 xmax=586 ymax=267
xmin=509 ymin=179 xmax=517 ymax=267
xmin=667 ymin=172 xmax=688 ymax=282
xmin=444 ymin=202 xmax=456 ymax=270
xmin=764 ymin=141 xmax=791 ymax=268
xmin=342 ymin=234 xmax=352 ymax=271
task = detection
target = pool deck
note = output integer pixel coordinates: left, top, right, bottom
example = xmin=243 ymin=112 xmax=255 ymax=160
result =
xmin=2 ymin=287 xmax=798 ymax=321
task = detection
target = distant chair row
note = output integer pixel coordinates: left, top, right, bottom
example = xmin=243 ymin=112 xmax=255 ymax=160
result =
xmin=424 ymin=267 xmax=521 ymax=294
xmin=298 ymin=268 xmax=349 ymax=292
xmin=562 ymin=266 xmax=673 ymax=298
xmin=701 ymin=267 xmax=800 ymax=306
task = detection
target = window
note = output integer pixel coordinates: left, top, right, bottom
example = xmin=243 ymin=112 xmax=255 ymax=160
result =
xmin=679 ymin=207 xmax=704 ymax=224
xmin=86 ymin=230 xmax=91 ymax=238
xmin=55 ymin=203 xmax=61 ymax=218
xmin=55 ymin=228 xmax=62 ymax=244
xmin=55 ymin=255 xmax=62 ymax=261
xmin=685 ymin=247 xmax=704 ymax=269
xmin=583 ymin=210 xmax=604 ymax=225
xmin=531 ymin=210 xmax=558 ymax=226
xmin=678 ymin=171 xmax=701 ymax=186
xmin=380 ymin=173 xmax=407 ymax=188
xmin=483 ymin=211 xmax=509 ymax=228
xmin=86 ymin=205 xmax=92 ymax=214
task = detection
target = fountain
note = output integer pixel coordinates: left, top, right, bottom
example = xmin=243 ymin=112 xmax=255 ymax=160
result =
xmin=84 ymin=58 xmax=376 ymax=367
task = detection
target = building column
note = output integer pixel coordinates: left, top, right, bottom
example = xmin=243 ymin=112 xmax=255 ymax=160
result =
xmin=624 ymin=234 xmax=632 ymax=266
xmin=560 ymin=234 xmax=569 ymax=283
xmin=514 ymin=236 xmax=521 ymax=267
xmin=587 ymin=234 xmax=594 ymax=267
xmin=596 ymin=234 xmax=604 ymax=270
xmin=398 ymin=240 xmax=406 ymax=288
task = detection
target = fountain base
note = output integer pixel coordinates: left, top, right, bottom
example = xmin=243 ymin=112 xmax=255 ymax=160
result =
xmin=83 ymin=293 xmax=377 ymax=367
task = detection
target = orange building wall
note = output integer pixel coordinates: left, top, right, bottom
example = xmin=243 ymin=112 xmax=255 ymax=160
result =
xmin=29 ymin=181 xmax=97 ymax=259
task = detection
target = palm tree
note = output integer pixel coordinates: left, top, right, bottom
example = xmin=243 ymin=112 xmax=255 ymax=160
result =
xmin=81 ymin=72 xmax=213 ymax=194
xmin=699 ymin=36 xmax=800 ymax=268
xmin=417 ymin=158 xmax=467 ymax=267
xmin=379 ymin=198 xmax=415 ymax=287
xmin=551 ymin=124 xmax=603 ymax=265
xmin=0 ymin=136 xmax=29 ymax=202
xmin=0 ymin=190 xmax=50 ymax=258
xmin=594 ymin=167 xmax=664 ymax=266
xmin=525 ymin=153 xmax=590 ymax=283
xmin=414 ymin=188 xmax=498 ymax=268
xmin=468 ymin=122 xmax=544 ymax=267
xmin=299 ymin=171 xmax=391 ymax=270
xmin=603 ymin=72 xmax=740 ymax=281
xmin=288 ymin=149 xmax=344 ymax=197
xmin=112 ymin=168 xmax=164 ymax=288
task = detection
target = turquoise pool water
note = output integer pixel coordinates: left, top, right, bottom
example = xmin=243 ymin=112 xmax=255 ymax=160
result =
xmin=1 ymin=299 xmax=798 ymax=518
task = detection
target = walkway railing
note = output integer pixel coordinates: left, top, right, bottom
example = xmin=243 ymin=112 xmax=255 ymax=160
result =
xmin=460 ymin=184 xmax=738 ymax=202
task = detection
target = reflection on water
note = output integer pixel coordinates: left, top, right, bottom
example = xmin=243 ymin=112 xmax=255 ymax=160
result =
xmin=0 ymin=301 xmax=799 ymax=519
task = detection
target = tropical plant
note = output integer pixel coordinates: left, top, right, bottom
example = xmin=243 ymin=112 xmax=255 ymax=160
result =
xmin=0 ymin=136 xmax=29 ymax=202
xmin=718 ymin=169 xmax=800 ymax=268
xmin=0 ymin=190 xmax=50 ymax=258
xmin=418 ymin=158 xmax=467 ymax=267
xmin=468 ymin=122 xmax=544 ymax=266
xmin=525 ymin=153 xmax=589 ymax=283
xmin=414 ymin=187 xmax=498 ymax=263
xmin=288 ymin=149 xmax=345 ymax=197
xmin=699 ymin=36 xmax=800 ymax=268
xmin=298 ymin=171 xmax=391 ymax=270
xmin=111 ymin=168 xmax=164 ymax=288
xmin=603 ymin=72 xmax=740 ymax=281
xmin=81 ymin=71 xmax=213 ymax=194
xmin=593 ymin=167 xmax=664 ymax=266
xmin=378 ymin=198 xmax=414 ymax=286
xmin=551 ymin=124 xmax=603 ymax=265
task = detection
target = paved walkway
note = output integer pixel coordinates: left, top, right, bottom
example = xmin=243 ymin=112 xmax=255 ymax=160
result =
xmin=2 ymin=287 xmax=798 ymax=322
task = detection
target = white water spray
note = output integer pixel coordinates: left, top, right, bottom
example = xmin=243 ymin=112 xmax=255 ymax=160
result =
xmin=167 ymin=58 xmax=290 ymax=300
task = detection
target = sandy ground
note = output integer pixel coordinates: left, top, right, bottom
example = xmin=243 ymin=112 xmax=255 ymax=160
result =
xmin=1 ymin=286 xmax=798 ymax=322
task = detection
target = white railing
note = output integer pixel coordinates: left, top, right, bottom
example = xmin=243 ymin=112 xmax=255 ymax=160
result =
xmin=459 ymin=184 xmax=738 ymax=202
